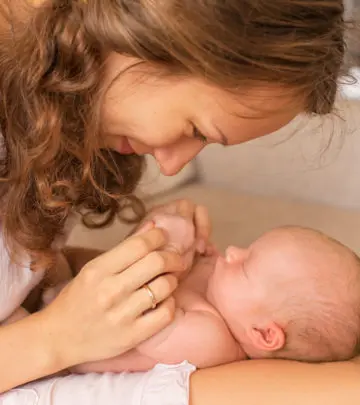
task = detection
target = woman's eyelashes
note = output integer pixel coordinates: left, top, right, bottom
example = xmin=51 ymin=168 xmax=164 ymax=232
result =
xmin=192 ymin=125 xmax=208 ymax=144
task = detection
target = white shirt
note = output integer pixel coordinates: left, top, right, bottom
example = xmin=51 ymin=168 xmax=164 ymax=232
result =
xmin=0 ymin=232 xmax=44 ymax=321
xmin=0 ymin=215 xmax=77 ymax=322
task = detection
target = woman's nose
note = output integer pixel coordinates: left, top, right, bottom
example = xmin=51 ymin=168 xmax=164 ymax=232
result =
xmin=154 ymin=139 xmax=204 ymax=176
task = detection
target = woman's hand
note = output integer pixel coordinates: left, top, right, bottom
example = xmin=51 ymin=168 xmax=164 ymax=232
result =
xmin=39 ymin=222 xmax=184 ymax=370
xmin=140 ymin=199 xmax=212 ymax=255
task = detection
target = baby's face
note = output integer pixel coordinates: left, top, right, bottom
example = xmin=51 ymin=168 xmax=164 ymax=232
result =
xmin=206 ymin=233 xmax=284 ymax=348
xmin=206 ymin=227 xmax=352 ymax=354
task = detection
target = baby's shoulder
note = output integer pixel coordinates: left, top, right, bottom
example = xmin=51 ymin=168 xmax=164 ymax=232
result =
xmin=174 ymin=287 xmax=221 ymax=319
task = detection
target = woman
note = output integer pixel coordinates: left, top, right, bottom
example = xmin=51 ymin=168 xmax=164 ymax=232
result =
xmin=0 ymin=0 xmax=359 ymax=403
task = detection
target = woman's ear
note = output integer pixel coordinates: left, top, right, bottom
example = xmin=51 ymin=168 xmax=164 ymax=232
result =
xmin=247 ymin=322 xmax=285 ymax=353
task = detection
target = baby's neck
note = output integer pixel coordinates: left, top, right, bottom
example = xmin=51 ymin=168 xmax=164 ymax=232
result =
xmin=179 ymin=254 xmax=218 ymax=295
xmin=179 ymin=254 xmax=249 ymax=360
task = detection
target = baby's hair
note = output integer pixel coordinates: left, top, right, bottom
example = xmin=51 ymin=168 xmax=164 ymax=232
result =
xmin=0 ymin=0 xmax=346 ymax=269
xmin=269 ymin=226 xmax=360 ymax=362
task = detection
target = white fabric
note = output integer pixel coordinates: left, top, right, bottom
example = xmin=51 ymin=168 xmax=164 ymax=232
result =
xmin=0 ymin=213 xmax=77 ymax=322
xmin=0 ymin=362 xmax=196 ymax=405
xmin=0 ymin=231 xmax=43 ymax=322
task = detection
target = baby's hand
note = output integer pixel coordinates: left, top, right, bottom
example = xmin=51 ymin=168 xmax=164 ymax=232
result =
xmin=137 ymin=199 xmax=212 ymax=255
xmin=153 ymin=214 xmax=195 ymax=253
xmin=152 ymin=214 xmax=197 ymax=275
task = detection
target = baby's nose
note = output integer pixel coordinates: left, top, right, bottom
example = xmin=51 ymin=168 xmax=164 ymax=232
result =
xmin=225 ymin=246 xmax=249 ymax=264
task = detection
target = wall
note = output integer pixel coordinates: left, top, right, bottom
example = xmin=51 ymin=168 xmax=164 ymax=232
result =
xmin=196 ymin=98 xmax=360 ymax=209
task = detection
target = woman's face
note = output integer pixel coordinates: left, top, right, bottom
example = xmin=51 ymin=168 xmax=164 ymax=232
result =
xmin=102 ymin=53 xmax=304 ymax=176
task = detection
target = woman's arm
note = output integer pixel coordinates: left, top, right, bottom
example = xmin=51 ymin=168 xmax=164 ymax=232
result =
xmin=0 ymin=306 xmax=29 ymax=325
xmin=190 ymin=358 xmax=360 ymax=405
xmin=0 ymin=312 xmax=63 ymax=393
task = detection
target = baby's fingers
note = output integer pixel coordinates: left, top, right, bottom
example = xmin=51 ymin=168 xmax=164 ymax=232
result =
xmin=86 ymin=227 xmax=167 ymax=276
xmin=195 ymin=205 xmax=211 ymax=253
xmin=174 ymin=199 xmax=196 ymax=219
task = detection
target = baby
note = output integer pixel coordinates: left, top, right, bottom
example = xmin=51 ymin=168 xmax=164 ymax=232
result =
xmin=40 ymin=214 xmax=360 ymax=372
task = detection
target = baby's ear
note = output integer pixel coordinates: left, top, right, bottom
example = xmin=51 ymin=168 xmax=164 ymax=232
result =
xmin=247 ymin=322 xmax=285 ymax=353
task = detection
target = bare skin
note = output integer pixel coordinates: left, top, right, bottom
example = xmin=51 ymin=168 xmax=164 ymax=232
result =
xmin=41 ymin=218 xmax=360 ymax=373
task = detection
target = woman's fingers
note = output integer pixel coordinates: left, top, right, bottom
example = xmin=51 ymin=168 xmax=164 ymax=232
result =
xmin=82 ymin=249 xmax=182 ymax=312
xmin=132 ymin=296 xmax=176 ymax=344
xmin=151 ymin=199 xmax=195 ymax=218
xmin=119 ymin=250 xmax=184 ymax=292
xmin=194 ymin=205 xmax=211 ymax=239
xmin=86 ymin=227 xmax=167 ymax=275
xmin=124 ymin=274 xmax=178 ymax=316
xmin=131 ymin=220 xmax=155 ymax=237
xmin=174 ymin=199 xmax=196 ymax=218
xmin=194 ymin=204 xmax=211 ymax=253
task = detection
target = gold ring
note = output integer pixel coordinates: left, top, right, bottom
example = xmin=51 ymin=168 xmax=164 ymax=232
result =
xmin=143 ymin=284 xmax=157 ymax=309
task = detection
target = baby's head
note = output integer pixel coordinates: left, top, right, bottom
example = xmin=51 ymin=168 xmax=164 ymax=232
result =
xmin=207 ymin=226 xmax=360 ymax=362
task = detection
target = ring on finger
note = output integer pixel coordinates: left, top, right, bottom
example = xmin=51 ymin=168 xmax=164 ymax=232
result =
xmin=143 ymin=283 xmax=157 ymax=309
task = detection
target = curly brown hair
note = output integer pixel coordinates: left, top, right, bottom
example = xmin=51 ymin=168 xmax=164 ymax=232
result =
xmin=0 ymin=0 xmax=346 ymax=271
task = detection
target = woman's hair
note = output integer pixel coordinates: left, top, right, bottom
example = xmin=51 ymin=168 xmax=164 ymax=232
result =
xmin=0 ymin=0 xmax=346 ymax=270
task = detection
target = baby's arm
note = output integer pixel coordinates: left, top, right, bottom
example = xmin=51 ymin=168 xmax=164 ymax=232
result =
xmin=73 ymin=291 xmax=243 ymax=374
xmin=137 ymin=290 xmax=244 ymax=368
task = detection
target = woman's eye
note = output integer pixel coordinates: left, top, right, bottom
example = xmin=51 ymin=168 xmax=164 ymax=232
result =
xmin=192 ymin=126 xmax=208 ymax=144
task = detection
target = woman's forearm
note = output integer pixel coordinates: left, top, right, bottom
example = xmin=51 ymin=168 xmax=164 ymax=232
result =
xmin=0 ymin=306 xmax=29 ymax=326
xmin=0 ymin=311 xmax=63 ymax=393
xmin=190 ymin=359 xmax=360 ymax=405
